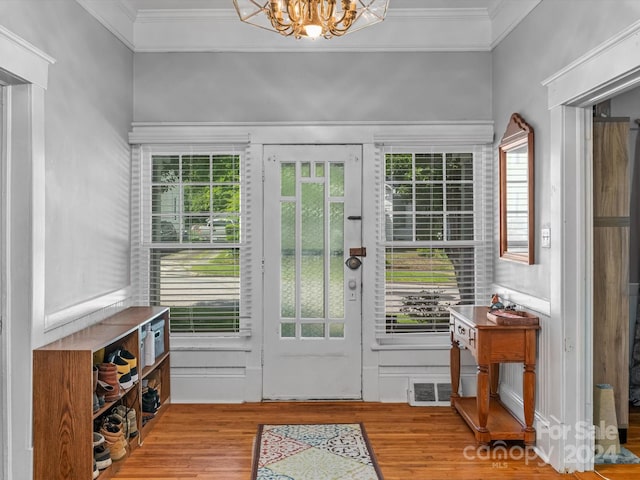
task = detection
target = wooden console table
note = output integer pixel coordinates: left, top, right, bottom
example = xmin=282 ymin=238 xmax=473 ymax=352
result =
xmin=449 ymin=305 xmax=539 ymax=445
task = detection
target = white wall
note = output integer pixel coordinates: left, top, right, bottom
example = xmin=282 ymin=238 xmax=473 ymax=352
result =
xmin=133 ymin=51 xmax=492 ymax=123
xmin=0 ymin=1 xmax=133 ymax=478
xmin=492 ymin=0 xmax=640 ymax=302
xmin=0 ymin=0 xmax=134 ymax=337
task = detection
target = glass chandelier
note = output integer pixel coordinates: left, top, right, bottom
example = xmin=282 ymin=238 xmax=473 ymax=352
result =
xmin=233 ymin=0 xmax=390 ymax=40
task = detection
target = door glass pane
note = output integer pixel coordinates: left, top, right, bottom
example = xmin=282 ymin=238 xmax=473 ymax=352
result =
xmin=281 ymin=163 xmax=296 ymax=196
xmin=330 ymin=163 xmax=344 ymax=196
xmin=281 ymin=323 xmax=296 ymax=338
xmin=301 ymin=182 xmax=325 ymax=318
xmin=329 ymin=323 xmax=345 ymax=338
xmin=301 ymin=323 xmax=325 ymax=338
xmin=301 ymin=162 xmax=311 ymax=178
xmin=315 ymin=163 xmax=325 ymax=178
xmin=329 ymin=202 xmax=344 ymax=319
xmin=281 ymin=202 xmax=296 ymax=318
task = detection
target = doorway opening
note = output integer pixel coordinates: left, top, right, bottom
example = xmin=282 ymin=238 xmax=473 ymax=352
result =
xmin=591 ymin=93 xmax=640 ymax=472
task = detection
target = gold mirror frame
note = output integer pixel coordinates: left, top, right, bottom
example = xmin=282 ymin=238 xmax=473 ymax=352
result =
xmin=499 ymin=113 xmax=534 ymax=264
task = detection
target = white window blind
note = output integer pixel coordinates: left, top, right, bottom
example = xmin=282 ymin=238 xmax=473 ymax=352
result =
xmin=132 ymin=145 xmax=251 ymax=334
xmin=377 ymin=146 xmax=492 ymax=337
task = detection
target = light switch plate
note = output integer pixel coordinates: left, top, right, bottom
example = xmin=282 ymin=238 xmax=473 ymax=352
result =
xmin=541 ymin=228 xmax=551 ymax=248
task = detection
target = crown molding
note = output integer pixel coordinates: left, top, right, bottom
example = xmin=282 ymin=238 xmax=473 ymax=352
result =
xmin=132 ymin=9 xmax=491 ymax=53
xmin=76 ymin=0 xmax=537 ymax=53
xmin=76 ymin=0 xmax=136 ymax=50
xmin=489 ymin=0 xmax=541 ymax=49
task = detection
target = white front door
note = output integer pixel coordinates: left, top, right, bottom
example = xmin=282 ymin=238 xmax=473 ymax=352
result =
xmin=263 ymin=145 xmax=363 ymax=400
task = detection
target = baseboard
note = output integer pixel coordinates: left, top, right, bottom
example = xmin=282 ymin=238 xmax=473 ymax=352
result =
xmin=170 ymin=367 xmax=247 ymax=403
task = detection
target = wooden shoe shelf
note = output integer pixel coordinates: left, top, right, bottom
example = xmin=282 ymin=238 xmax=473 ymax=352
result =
xmin=33 ymin=306 xmax=171 ymax=480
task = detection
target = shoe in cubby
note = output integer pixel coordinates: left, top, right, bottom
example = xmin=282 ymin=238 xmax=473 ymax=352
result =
xmin=98 ymin=363 xmax=120 ymax=399
xmin=100 ymin=416 xmax=127 ymax=461
xmin=119 ymin=349 xmax=138 ymax=382
xmin=94 ymin=443 xmax=112 ymax=471
xmin=112 ymin=405 xmax=138 ymax=439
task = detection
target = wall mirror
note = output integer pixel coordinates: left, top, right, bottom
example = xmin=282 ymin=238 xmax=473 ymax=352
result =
xmin=499 ymin=113 xmax=534 ymax=264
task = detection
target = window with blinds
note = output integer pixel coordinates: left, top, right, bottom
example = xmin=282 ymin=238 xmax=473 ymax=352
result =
xmin=144 ymin=152 xmax=243 ymax=333
xmin=382 ymin=149 xmax=491 ymax=334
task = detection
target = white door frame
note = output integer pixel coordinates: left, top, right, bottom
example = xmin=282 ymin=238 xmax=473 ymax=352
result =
xmin=542 ymin=20 xmax=640 ymax=473
xmin=0 ymin=26 xmax=54 ymax=480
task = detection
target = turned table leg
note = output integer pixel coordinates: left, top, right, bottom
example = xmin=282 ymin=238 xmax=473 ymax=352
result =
xmin=477 ymin=363 xmax=491 ymax=445
xmin=450 ymin=340 xmax=461 ymax=406
xmin=523 ymin=329 xmax=537 ymax=445
xmin=490 ymin=363 xmax=500 ymax=399
xmin=523 ymin=362 xmax=536 ymax=445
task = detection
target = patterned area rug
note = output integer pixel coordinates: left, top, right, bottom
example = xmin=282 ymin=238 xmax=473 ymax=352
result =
xmin=251 ymin=423 xmax=384 ymax=480
xmin=595 ymin=446 xmax=640 ymax=464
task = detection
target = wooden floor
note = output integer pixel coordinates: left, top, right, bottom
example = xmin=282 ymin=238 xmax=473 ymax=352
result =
xmin=106 ymin=401 xmax=640 ymax=480
xmin=587 ymin=405 xmax=640 ymax=480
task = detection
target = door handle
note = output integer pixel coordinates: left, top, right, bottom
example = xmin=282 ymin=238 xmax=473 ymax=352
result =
xmin=345 ymin=256 xmax=362 ymax=270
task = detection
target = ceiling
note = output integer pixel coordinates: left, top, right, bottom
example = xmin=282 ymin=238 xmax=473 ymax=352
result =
xmin=76 ymin=0 xmax=541 ymax=52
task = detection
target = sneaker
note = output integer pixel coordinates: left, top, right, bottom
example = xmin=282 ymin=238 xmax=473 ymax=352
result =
xmin=111 ymin=407 xmax=129 ymax=439
xmin=109 ymin=355 xmax=135 ymax=390
xmin=113 ymin=405 xmax=138 ymax=439
xmin=119 ymin=349 xmax=138 ymax=382
xmin=126 ymin=408 xmax=139 ymax=438
xmin=105 ymin=348 xmax=121 ymax=364
xmin=94 ymin=443 xmax=112 ymax=470
xmin=92 ymin=458 xmax=99 ymax=479
xmin=142 ymin=387 xmax=160 ymax=414
xmin=93 ymin=432 xmax=105 ymax=447
xmin=100 ymin=421 xmax=127 ymax=461
xmin=118 ymin=371 xmax=133 ymax=390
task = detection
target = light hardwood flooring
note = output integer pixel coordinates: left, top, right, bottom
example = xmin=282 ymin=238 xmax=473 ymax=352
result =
xmin=107 ymin=401 xmax=635 ymax=480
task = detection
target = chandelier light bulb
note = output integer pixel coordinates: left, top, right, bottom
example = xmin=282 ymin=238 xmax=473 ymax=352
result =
xmin=304 ymin=24 xmax=323 ymax=38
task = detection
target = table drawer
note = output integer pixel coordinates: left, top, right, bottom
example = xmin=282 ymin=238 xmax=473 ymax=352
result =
xmin=451 ymin=317 xmax=476 ymax=354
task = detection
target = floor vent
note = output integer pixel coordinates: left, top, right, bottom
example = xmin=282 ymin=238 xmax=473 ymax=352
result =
xmin=408 ymin=378 xmax=453 ymax=406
